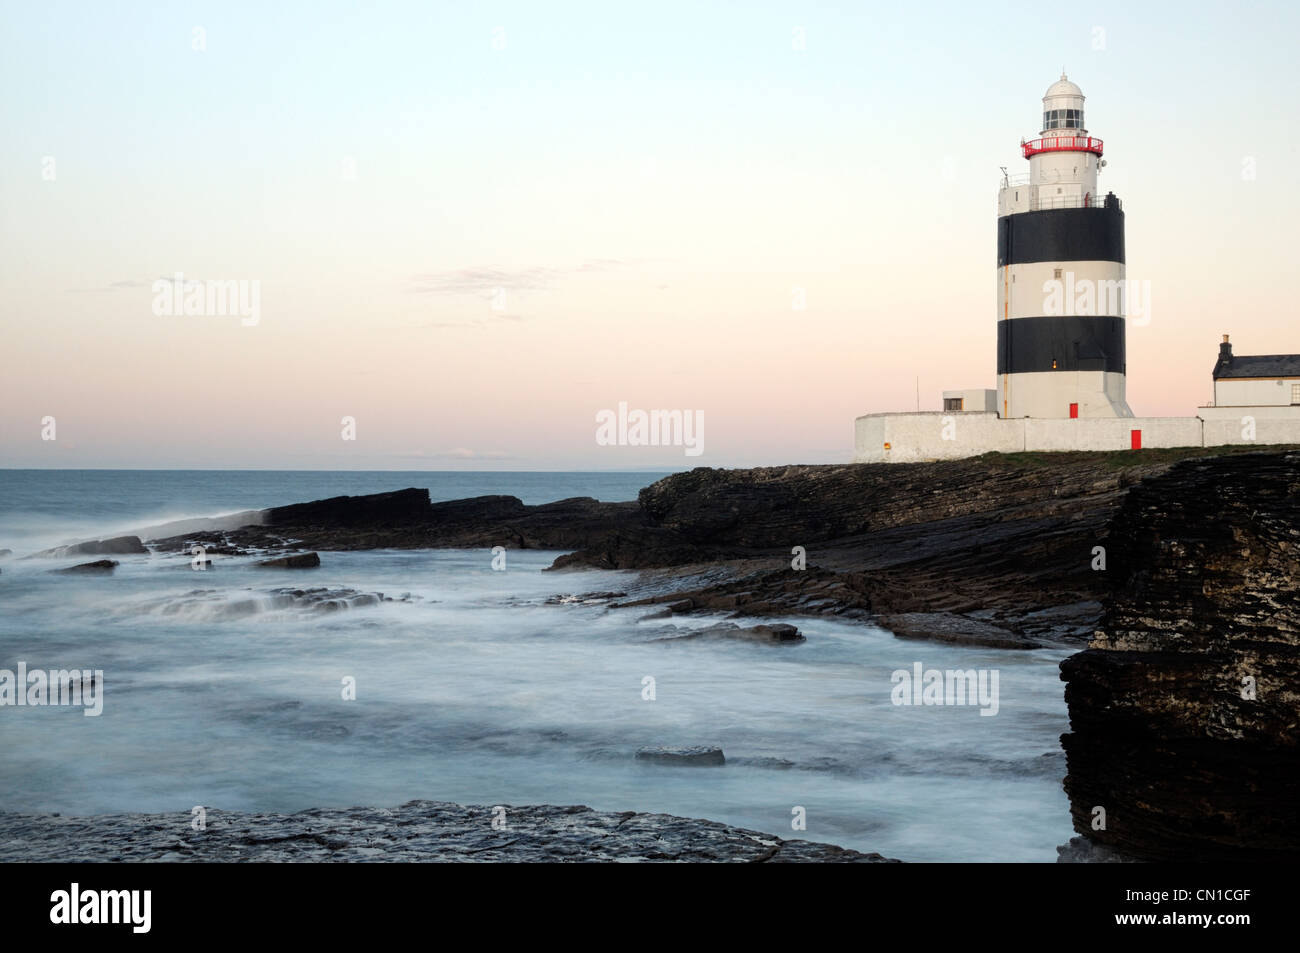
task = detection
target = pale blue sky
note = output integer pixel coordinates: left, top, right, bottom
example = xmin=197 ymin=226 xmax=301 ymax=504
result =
xmin=2 ymin=1 xmax=1297 ymax=468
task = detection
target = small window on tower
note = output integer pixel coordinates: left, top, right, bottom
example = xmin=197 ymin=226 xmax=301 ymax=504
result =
xmin=1292 ymin=383 xmax=1300 ymax=405
xmin=1054 ymin=268 xmax=1062 ymax=279
xmin=1052 ymin=359 xmax=1058 ymax=369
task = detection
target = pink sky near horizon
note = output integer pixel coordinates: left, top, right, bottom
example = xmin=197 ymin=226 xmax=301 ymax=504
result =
xmin=3 ymin=4 xmax=1297 ymax=470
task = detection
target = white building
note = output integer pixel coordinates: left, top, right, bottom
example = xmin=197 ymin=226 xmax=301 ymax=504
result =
xmin=1207 ymin=335 xmax=1300 ymax=409
xmin=854 ymin=76 xmax=1300 ymax=464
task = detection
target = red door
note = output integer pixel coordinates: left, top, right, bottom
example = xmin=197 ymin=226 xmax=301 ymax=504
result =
xmin=1069 ymin=403 xmax=1079 ymax=419
xmin=1130 ymin=429 xmax=1142 ymax=450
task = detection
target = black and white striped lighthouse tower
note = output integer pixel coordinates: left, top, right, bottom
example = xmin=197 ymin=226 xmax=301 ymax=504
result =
xmin=996 ymin=74 xmax=1133 ymax=419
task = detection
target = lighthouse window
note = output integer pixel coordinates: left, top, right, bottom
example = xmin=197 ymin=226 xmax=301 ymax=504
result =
xmin=1043 ymin=108 xmax=1084 ymax=130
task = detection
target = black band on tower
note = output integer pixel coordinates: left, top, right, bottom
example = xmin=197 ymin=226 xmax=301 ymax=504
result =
xmin=997 ymin=205 xmax=1125 ymax=266
xmin=997 ymin=315 xmax=1126 ymax=375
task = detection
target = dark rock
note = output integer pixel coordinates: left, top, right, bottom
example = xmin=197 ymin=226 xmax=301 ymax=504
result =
xmin=616 ymin=566 xmax=874 ymax=621
xmin=1059 ymin=451 xmax=1300 ymax=862
xmin=266 ymin=488 xmax=434 ymax=529
xmin=114 ymin=445 xmax=1297 ymax=650
xmin=33 ymin=535 xmax=147 ymax=558
xmin=544 ymin=590 xmax=627 ymax=605
xmin=654 ymin=622 xmax=805 ymax=644
xmin=880 ymin=612 xmax=1041 ymax=650
xmin=54 ymin=560 xmax=119 ymax=573
xmin=264 ymin=588 xmax=382 ymax=612
xmin=257 ymin=553 xmax=321 ymax=569
xmin=0 ymin=800 xmax=897 ymax=862
xmin=1055 ymin=836 xmax=1140 ymax=863
xmin=0 ymin=549 xmax=11 ymax=558
xmin=636 ymin=745 xmax=726 ymax=766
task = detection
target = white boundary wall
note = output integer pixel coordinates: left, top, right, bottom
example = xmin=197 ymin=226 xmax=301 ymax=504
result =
xmin=853 ymin=410 xmax=1300 ymax=463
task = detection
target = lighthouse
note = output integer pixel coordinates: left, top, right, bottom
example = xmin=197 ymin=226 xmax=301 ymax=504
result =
xmin=996 ymin=74 xmax=1133 ymax=419
xmin=854 ymin=73 xmax=1300 ymax=463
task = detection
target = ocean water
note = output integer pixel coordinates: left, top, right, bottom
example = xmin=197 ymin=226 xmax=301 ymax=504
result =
xmin=0 ymin=470 xmax=1074 ymax=862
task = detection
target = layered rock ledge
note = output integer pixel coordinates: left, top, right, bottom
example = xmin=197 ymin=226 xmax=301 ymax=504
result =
xmin=1059 ymin=450 xmax=1300 ymax=861
xmin=141 ymin=446 xmax=1293 ymax=648
xmin=0 ymin=801 xmax=896 ymax=863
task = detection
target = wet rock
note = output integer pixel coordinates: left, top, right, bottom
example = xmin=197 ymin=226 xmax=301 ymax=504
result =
xmin=636 ymin=745 xmax=726 ymax=766
xmin=880 ymin=612 xmax=1041 ymax=650
xmin=1060 ymin=451 xmax=1300 ymax=862
xmin=266 ymin=488 xmax=434 ymax=529
xmin=105 ymin=445 xmax=1293 ymax=649
xmin=545 ymin=591 xmax=627 ymax=606
xmin=1055 ymin=836 xmax=1140 ymax=863
xmin=0 ymin=801 xmax=897 ymax=863
xmin=34 ymin=535 xmax=147 ymax=558
xmin=654 ymin=622 xmax=805 ymax=644
xmin=258 ymin=553 xmax=321 ymax=569
xmin=616 ymin=567 xmax=875 ymax=623
xmin=142 ymin=586 xmax=403 ymax=621
xmin=53 ymin=559 xmax=119 ymax=573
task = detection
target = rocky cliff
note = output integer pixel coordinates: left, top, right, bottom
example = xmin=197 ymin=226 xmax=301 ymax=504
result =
xmin=1059 ymin=450 xmax=1300 ymax=861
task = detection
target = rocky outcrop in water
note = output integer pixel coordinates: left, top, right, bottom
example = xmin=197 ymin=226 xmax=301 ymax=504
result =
xmin=635 ymin=746 xmax=727 ymax=766
xmin=258 ymin=552 xmax=321 ymax=569
xmin=145 ymin=587 xmax=412 ymax=619
xmin=265 ymin=489 xmax=432 ymax=529
xmin=152 ymin=492 xmax=641 ymax=556
xmin=650 ymin=622 xmax=805 ymax=644
xmin=1059 ymin=450 xmax=1300 ymax=862
xmin=0 ymin=800 xmax=896 ymax=862
xmin=53 ymin=559 xmax=119 ymax=573
xmin=142 ymin=446 xmax=1289 ymax=648
xmin=33 ymin=535 xmax=147 ymax=558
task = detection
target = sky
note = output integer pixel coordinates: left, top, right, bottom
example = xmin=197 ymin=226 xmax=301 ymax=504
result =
xmin=2 ymin=0 xmax=1297 ymax=469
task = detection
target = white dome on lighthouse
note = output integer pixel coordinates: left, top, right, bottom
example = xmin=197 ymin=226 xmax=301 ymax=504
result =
xmin=1044 ymin=73 xmax=1083 ymax=99
xmin=1041 ymin=72 xmax=1086 ymax=132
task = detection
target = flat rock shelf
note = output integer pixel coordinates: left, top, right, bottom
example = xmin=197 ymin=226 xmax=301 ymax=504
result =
xmin=0 ymin=801 xmax=899 ymax=863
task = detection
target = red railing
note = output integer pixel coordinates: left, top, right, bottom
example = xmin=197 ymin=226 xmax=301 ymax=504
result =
xmin=1022 ymin=136 xmax=1103 ymax=159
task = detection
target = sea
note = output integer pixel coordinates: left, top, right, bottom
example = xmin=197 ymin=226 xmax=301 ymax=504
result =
xmin=0 ymin=469 xmax=1074 ymax=861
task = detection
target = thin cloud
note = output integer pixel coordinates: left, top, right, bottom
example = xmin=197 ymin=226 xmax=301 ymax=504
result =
xmin=395 ymin=448 xmax=515 ymax=460
xmin=67 ymin=279 xmax=150 ymax=293
xmin=408 ymin=259 xmax=625 ymax=297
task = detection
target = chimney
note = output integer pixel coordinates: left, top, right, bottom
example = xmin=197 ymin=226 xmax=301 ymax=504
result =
xmin=1214 ymin=334 xmax=1233 ymax=379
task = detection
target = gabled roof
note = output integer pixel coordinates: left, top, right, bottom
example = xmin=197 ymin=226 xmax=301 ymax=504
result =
xmin=1214 ymin=354 xmax=1300 ymax=379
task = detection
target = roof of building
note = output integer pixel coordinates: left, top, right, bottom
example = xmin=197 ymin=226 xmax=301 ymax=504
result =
xmin=1214 ymin=353 xmax=1300 ymax=379
xmin=1044 ymin=73 xmax=1083 ymax=100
